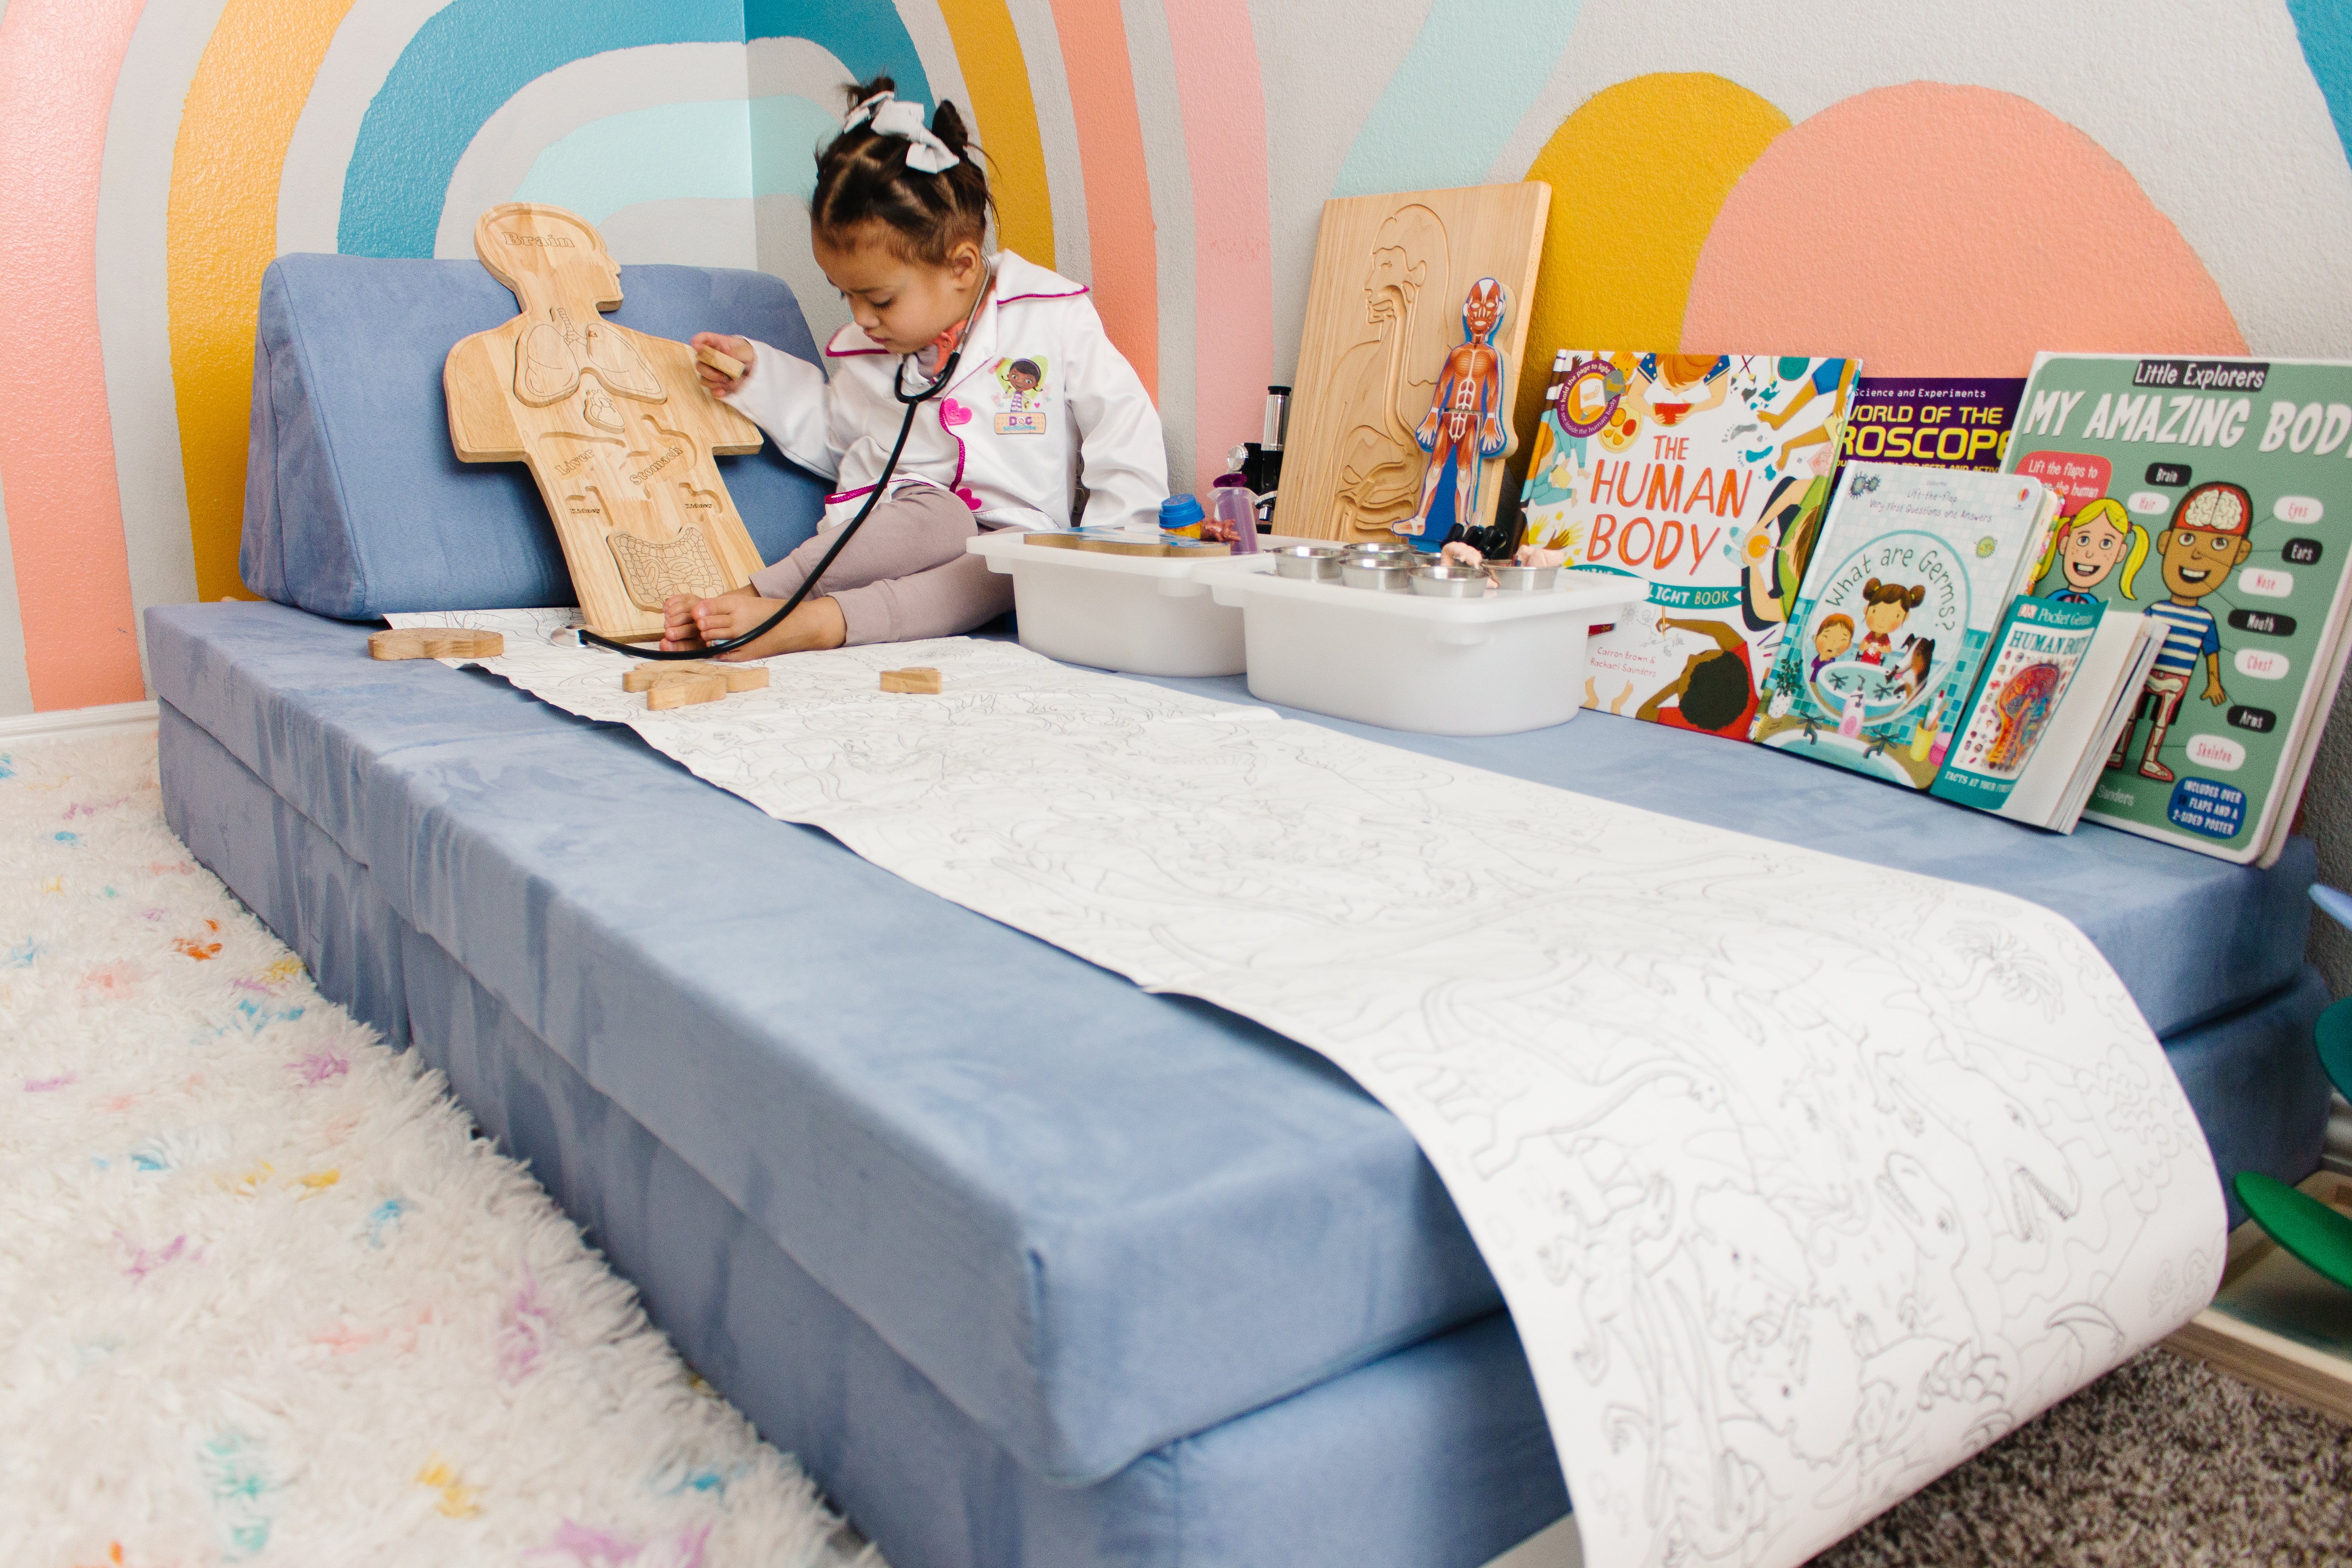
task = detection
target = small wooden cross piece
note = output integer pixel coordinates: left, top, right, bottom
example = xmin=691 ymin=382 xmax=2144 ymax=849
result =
xmin=620 ymin=659 xmax=770 ymax=710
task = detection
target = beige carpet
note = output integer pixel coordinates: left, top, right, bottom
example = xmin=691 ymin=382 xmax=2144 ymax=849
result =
xmin=1814 ymin=1349 xmax=2352 ymax=1566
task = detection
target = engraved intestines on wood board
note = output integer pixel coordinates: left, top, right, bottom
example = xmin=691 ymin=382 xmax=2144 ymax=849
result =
xmin=443 ymin=203 xmax=769 ymax=639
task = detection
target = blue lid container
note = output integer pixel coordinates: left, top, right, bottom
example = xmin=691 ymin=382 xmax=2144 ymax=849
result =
xmin=1158 ymin=495 xmax=1205 ymax=530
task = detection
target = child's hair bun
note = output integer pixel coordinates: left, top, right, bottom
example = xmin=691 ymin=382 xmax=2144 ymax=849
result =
xmin=929 ymin=98 xmax=973 ymax=159
xmin=817 ymin=75 xmax=995 ymax=264
xmin=1860 ymin=577 xmax=1926 ymax=610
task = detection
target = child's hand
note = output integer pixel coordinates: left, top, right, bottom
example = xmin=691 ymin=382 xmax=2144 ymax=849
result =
xmin=691 ymin=333 xmax=754 ymax=396
xmin=659 ymin=593 xmax=704 ymax=650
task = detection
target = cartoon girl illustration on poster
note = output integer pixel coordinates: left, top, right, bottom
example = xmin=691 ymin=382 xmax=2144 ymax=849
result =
xmin=995 ymin=357 xmax=1048 ymax=435
xmin=1855 ymin=579 xmax=1926 ymax=666
xmin=2031 ymin=497 xmax=2148 ymax=604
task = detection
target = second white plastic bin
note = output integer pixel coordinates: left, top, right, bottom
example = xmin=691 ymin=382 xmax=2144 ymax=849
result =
xmin=1207 ymin=569 xmax=1646 ymax=735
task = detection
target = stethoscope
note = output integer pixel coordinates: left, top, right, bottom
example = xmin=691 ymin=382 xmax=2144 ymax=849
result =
xmin=581 ymin=262 xmax=996 ymax=662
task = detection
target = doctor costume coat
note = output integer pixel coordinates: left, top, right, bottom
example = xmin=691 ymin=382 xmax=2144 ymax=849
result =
xmin=728 ymin=251 xmax=1169 ymax=536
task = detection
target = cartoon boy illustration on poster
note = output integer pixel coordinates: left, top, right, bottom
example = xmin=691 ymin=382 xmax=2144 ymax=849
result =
xmin=2032 ymin=497 xmax=2149 ymax=604
xmin=995 ymin=357 xmax=1048 ymax=435
xmin=2107 ymin=482 xmax=2254 ymax=782
xmin=1809 ymin=614 xmax=1854 ymax=681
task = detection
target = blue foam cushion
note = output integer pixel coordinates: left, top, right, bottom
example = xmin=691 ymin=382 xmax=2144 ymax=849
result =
xmin=158 ymin=695 xmax=1582 ymax=1568
xmin=240 ymin=255 xmax=828 ymax=618
xmin=152 ymin=646 xmax=2329 ymax=1568
xmin=146 ymin=601 xmax=2326 ymax=1494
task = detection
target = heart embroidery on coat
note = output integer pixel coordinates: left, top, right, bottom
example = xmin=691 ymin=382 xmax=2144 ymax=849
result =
xmin=939 ymin=397 xmax=973 ymax=429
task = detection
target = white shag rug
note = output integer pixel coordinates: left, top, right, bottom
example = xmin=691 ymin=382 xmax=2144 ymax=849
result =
xmin=0 ymin=729 xmax=878 ymax=1568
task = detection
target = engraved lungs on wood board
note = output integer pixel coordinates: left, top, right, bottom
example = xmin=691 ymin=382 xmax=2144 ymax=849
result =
xmin=444 ymin=202 xmax=769 ymax=640
xmin=1276 ymin=183 xmax=1549 ymax=544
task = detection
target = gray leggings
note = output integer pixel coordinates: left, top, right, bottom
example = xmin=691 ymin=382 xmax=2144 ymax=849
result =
xmin=747 ymin=484 xmax=1014 ymax=647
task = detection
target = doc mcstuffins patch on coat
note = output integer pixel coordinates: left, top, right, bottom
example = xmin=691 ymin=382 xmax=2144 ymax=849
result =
xmin=993 ymin=357 xmax=1049 ymax=435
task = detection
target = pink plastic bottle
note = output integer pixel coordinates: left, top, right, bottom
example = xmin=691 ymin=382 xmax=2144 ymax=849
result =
xmin=1210 ymin=485 xmax=1260 ymax=553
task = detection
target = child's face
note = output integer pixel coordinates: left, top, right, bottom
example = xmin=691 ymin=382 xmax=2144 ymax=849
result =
xmin=2060 ymin=519 xmax=2127 ymax=587
xmin=2157 ymin=525 xmax=2249 ymax=601
xmin=1865 ymin=600 xmax=1906 ymax=634
xmin=1009 ymin=367 xmax=1039 ymax=392
xmin=1814 ymin=623 xmax=1850 ymax=658
xmin=813 ymin=228 xmax=987 ymax=356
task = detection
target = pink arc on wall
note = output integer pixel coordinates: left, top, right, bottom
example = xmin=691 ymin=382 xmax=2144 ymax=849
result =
xmin=0 ymin=0 xmax=150 ymax=710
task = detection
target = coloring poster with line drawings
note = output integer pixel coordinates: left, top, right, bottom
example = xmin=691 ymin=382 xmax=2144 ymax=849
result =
xmin=412 ymin=613 xmax=2227 ymax=1568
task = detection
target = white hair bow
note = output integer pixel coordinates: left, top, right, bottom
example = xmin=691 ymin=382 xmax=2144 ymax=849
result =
xmin=843 ymin=90 xmax=960 ymax=174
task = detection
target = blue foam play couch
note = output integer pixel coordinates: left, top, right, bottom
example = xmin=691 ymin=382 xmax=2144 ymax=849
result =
xmin=148 ymin=255 xmax=2334 ymax=1568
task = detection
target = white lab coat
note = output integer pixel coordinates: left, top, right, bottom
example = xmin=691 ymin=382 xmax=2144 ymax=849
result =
xmin=728 ymin=251 xmax=1167 ymax=535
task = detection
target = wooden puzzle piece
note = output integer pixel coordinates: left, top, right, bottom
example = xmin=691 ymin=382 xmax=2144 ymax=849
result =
xmin=881 ymin=667 xmax=944 ymax=694
xmin=696 ymin=343 xmax=747 ymax=381
xmin=368 ymin=627 xmax=505 ymax=661
xmin=620 ymin=661 xmax=769 ymax=695
xmin=445 ymin=203 xmax=769 ymax=642
xmin=644 ymin=671 xmax=730 ymax=710
xmin=1274 ymin=185 xmax=1549 ymax=544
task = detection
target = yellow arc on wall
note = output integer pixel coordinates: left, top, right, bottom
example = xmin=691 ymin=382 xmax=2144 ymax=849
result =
xmin=167 ymin=0 xmax=359 ymax=603
xmin=936 ymin=0 xmax=1054 ymax=270
xmin=1513 ymin=73 xmax=1790 ymax=459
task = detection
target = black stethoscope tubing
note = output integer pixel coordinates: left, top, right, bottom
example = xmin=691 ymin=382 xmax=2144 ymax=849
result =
xmin=580 ymin=271 xmax=991 ymax=663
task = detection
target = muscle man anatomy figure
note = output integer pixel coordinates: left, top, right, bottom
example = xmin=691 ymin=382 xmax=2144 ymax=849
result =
xmin=1398 ymin=277 xmax=1510 ymax=539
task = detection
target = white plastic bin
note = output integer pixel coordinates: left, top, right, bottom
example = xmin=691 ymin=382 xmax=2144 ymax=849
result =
xmin=968 ymin=530 xmax=1277 ymax=676
xmin=1206 ymin=569 xmax=1645 ymax=735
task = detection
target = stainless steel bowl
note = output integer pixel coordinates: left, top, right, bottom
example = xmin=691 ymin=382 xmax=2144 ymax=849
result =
xmin=1488 ymin=562 xmax=1559 ymax=593
xmin=1269 ymin=544 xmax=1343 ymax=582
xmin=1409 ymin=564 xmax=1490 ymax=599
xmin=1340 ymin=559 xmax=1416 ymax=592
xmin=1340 ymin=541 xmax=1416 ymax=564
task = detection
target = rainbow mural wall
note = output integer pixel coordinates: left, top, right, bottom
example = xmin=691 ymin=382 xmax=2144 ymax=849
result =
xmin=0 ymin=0 xmax=2349 ymax=723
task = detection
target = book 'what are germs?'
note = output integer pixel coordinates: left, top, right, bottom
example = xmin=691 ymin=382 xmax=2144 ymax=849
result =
xmin=1749 ymin=462 xmax=2056 ymax=788
xmin=2001 ymin=353 xmax=2352 ymax=866
xmin=1516 ymin=352 xmax=1858 ymax=738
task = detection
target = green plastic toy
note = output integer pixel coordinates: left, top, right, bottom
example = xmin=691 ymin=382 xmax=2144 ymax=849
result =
xmin=2232 ymin=1171 xmax=2352 ymax=1290
xmin=2230 ymin=910 xmax=2352 ymax=1289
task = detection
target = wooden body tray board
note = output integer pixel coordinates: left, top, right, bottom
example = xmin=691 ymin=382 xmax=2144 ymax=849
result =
xmin=444 ymin=202 xmax=769 ymax=642
xmin=1275 ymin=182 xmax=1551 ymax=545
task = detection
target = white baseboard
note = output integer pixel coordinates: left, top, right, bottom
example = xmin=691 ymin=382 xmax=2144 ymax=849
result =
xmin=0 ymin=700 xmax=160 ymax=743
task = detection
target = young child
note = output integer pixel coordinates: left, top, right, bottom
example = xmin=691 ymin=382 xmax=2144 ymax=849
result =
xmin=1853 ymin=578 xmax=1924 ymax=666
xmin=1808 ymin=613 xmax=1853 ymax=681
xmin=667 ymin=76 xmax=1168 ymax=658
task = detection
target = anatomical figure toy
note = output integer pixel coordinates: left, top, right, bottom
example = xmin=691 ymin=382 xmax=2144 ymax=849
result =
xmin=1396 ymin=278 xmax=1512 ymax=539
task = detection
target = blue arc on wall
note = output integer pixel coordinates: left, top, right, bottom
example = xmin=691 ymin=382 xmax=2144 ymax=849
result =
xmin=337 ymin=0 xmax=931 ymax=258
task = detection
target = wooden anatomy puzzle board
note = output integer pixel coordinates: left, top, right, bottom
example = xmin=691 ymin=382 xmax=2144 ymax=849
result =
xmin=2168 ymin=1169 xmax=2352 ymax=1422
xmin=1275 ymin=183 xmax=1549 ymax=544
xmin=445 ymin=202 xmax=768 ymax=641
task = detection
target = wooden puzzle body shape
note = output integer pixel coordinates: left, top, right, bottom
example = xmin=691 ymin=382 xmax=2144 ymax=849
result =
xmin=445 ymin=203 xmax=769 ymax=640
xmin=1277 ymin=184 xmax=1549 ymax=544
